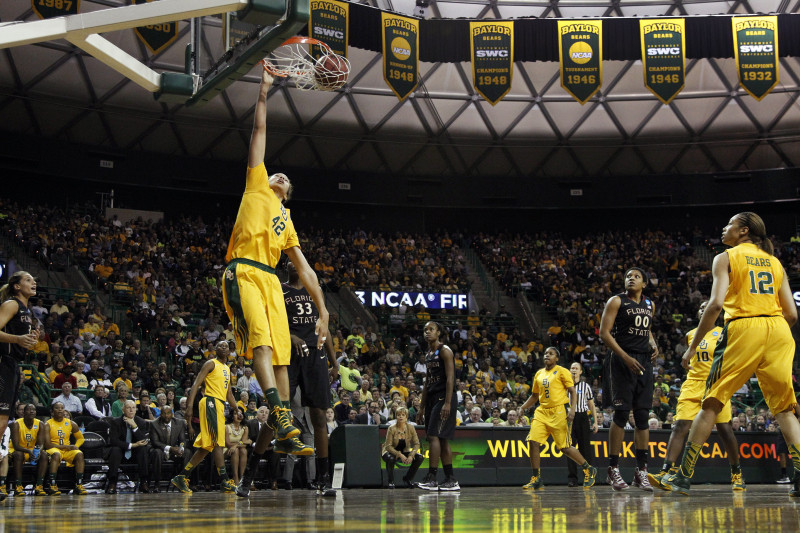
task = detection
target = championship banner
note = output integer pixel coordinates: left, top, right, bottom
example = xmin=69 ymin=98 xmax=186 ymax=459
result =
xmin=309 ymin=0 xmax=349 ymax=60
xmin=382 ymin=13 xmax=419 ymax=101
xmin=32 ymin=0 xmax=79 ymax=20
xmin=732 ymin=16 xmax=779 ymax=101
xmin=558 ymin=20 xmax=602 ymax=104
xmin=132 ymin=0 xmax=179 ymax=55
xmin=469 ymin=21 xmax=514 ymax=106
xmin=640 ymin=18 xmax=686 ymax=105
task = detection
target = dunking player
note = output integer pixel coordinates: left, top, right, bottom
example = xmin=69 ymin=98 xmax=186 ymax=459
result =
xmin=648 ymin=301 xmax=745 ymax=491
xmin=599 ymin=267 xmax=659 ymax=491
xmin=0 ymin=270 xmax=39 ymax=501
xmin=416 ymin=322 xmax=459 ymax=491
xmin=171 ymin=340 xmax=238 ymax=494
xmin=236 ymin=260 xmax=337 ymax=497
xmin=519 ymin=347 xmax=598 ymax=490
xmin=222 ymin=67 xmax=327 ymax=484
xmin=659 ymin=213 xmax=799 ymax=495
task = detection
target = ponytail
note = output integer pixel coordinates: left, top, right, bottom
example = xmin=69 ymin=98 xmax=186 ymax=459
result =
xmin=0 ymin=270 xmax=31 ymax=302
xmin=734 ymin=212 xmax=774 ymax=255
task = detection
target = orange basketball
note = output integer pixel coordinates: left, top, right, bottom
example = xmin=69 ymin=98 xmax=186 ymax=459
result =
xmin=314 ymin=54 xmax=349 ymax=90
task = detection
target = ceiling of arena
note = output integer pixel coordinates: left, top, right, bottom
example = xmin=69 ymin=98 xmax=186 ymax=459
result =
xmin=1 ymin=0 xmax=800 ymax=179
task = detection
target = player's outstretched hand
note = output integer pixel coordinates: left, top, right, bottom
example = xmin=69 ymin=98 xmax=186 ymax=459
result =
xmin=262 ymin=69 xmax=274 ymax=87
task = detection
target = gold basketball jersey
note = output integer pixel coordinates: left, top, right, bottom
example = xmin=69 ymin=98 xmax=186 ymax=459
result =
xmin=533 ymin=365 xmax=573 ymax=409
xmin=48 ymin=418 xmax=72 ymax=446
xmin=724 ymin=243 xmax=784 ymax=321
xmin=17 ymin=419 xmax=40 ymax=451
xmin=204 ymin=359 xmax=231 ymax=402
xmin=685 ymin=326 xmax=723 ymax=380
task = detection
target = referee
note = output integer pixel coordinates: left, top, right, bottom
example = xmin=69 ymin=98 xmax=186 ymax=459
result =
xmin=567 ymin=362 xmax=599 ymax=487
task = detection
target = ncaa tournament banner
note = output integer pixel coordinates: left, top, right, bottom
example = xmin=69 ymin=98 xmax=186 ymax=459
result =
xmin=732 ymin=16 xmax=779 ymax=101
xmin=132 ymin=0 xmax=178 ymax=55
xmin=640 ymin=18 xmax=686 ymax=105
xmin=382 ymin=13 xmax=419 ymax=101
xmin=32 ymin=0 xmax=79 ymax=20
xmin=309 ymin=0 xmax=348 ymax=60
xmin=469 ymin=21 xmax=514 ymax=106
xmin=558 ymin=20 xmax=603 ymax=104
xmin=355 ymin=289 xmax=468 ymax=310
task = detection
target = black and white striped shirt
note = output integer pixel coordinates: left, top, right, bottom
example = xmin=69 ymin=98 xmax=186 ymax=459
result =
xmin=573 ymin=381 xmax=593 ymax=414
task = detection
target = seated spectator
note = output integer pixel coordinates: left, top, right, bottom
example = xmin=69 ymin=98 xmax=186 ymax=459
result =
xmin=174 ymin=397 xmax=188 ymax=421
xmin=52 ymin=363 xmax=79 ymax=390
xmin=148 ymin=406 xmax=186 ymax=493
xmin=341 ymin=408 xmax=359 ymax=425
xmin=111 ymin=384 xmax=130 ymax=417
xmin=236 ymin=367 xmax=257 ymax=394
xmin=381 ymin=406 xmax=424 ymax=488
xmin=72 ymin=362 xmax=90 ymax=389
xmin=40 ymin=402 xmax=87 ymax=495
xmin=325 ymin=408 xmax=338 ymax=435
xmin=505 ymin=410 xmax=528 ymax=427
xmin=106 ymin=400 xmax=150 ymax=494
xmin=357 ymin=401 xmax=387 ymax=425
xmin=135 ymin=391 xmax=157 ymax=421
xmin=333 ymin=392 xmax=352 ymax=423
xmin=462 ymin=407 xmax=489 ymax=426
xmin=224 ymin=408 xmax=251 ymax=487
xmin=85 ymin=384 xmax=112 ymax=419
xmin=51 ymin=383 xmax=83 ymax=417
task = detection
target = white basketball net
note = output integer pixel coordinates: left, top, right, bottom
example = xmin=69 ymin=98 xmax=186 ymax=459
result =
xmin=262 ymin=38 xmax=351 ymax=91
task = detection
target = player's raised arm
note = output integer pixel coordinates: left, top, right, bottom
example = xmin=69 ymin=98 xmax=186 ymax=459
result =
xmin=248 ymin=70 xmax=274 ymax=169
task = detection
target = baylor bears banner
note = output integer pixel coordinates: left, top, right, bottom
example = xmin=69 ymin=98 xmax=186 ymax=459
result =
xmin=32 ymin=0 xmax=79 ymax=20
xmin=469 ymin=21 xmax=514 ymax=106
xmin=382 ymin=13 xmax=419 ymax=101
xmin=133 ymin=0 xmax=178 ymax=55
xmin=732 ymin=16 xmax=779 ymax=101
xmin=558 ymin=20 xmax=603 ymax=104
xmin=640 ymin=19 xmax=685 ymax=105
xmin=309 ymin=0 xmax=349 ymax=60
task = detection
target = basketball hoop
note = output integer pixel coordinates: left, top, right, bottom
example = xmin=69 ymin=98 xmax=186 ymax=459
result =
xmin=261 ymin=36 xmax=350 ymax=91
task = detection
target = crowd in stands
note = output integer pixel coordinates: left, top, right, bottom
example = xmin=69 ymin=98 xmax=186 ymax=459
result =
xmin=1 ymin=197 xmax=798 ymax=492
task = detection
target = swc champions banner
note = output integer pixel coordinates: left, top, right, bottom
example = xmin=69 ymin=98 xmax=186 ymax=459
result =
xmin=732 ymin=16 xmax=779 ymax=101
xmin=355 ymin=290 xmax=468 ymax=310
xmin=309 ymin=0 xmax=349 ymax=60
xmin=640 ymin=19 xmax=686 ymax=105
xmin=558 ymin=20 xmax=602 ymax=104
xmin=469 ymin=21 xmax=514 ymax=105
xmin=382 ymin=13 xmax=419 ymax=101
xmin=32 ymin=0 xmax=79 ymax=20
xmin=132 ymin=0 xmax=178 ymax=55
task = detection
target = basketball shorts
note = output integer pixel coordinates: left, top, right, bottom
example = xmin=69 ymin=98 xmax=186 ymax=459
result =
xmin=425 ymin=393 xmax=457 ymax=440
xmin=46 ymin=448 xmax=81 ymax=467
xmin=0 ymin=356 xmax=21 ymax=416
xmin=705 ymin=316 xmax=796 ymax=414
xmin=194 ymin=396 xmax=226 ymax=451
xmin=675 ymin=379 xmax=731 ymax=423
xmin=222 ymin=260 xmax=290 ymax=365
xmin=527 ymin=405 xmax=571 ymax=450
xmin=608 ymin=352 xmax=653 ymax=412
xmin=288 ymin=346 xmax=331 ymax=410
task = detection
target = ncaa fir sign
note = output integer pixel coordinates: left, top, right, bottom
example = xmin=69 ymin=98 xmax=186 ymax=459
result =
xmin=309 ymin=0 xmax=349 ymax=60
xmin=469 ymin=21 xmax=514 ymax=105
xmin=640 ymin=19 xmax=686 ymax=105
xmin=558 ymin=20 xmax=603 ymax=104
xmin=732 ymin=16 xmax=779 ymax=101
xmin=382 ymin=13 xmax=419 ymax=101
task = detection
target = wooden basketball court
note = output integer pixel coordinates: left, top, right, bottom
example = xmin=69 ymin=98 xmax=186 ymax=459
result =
xmin=3 ymin=485 xmax=799 ymax=532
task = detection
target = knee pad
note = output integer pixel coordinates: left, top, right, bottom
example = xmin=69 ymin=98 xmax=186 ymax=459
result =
xmin=633 ymin=409 xmax=649 ymax=430
xmin=613 ymin=410 xmax=629 ymax=428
